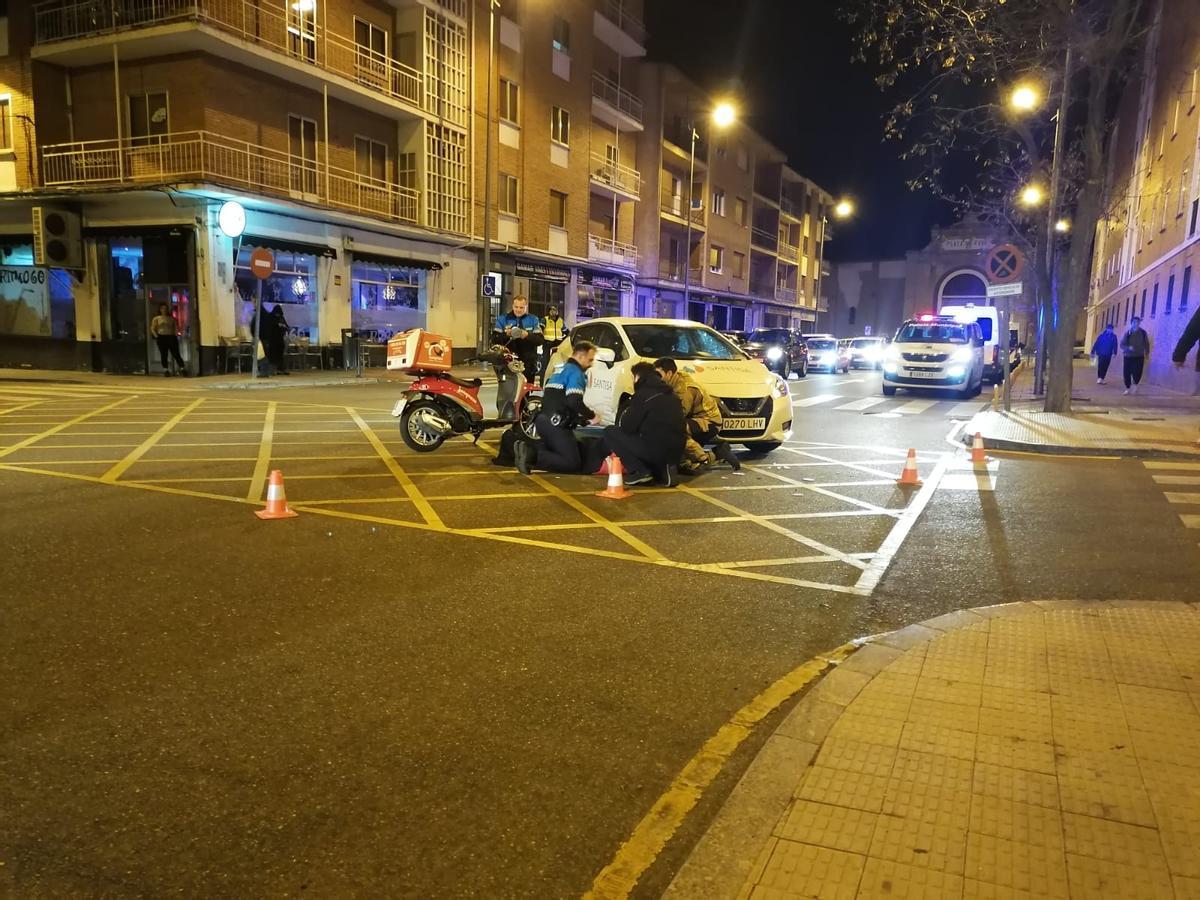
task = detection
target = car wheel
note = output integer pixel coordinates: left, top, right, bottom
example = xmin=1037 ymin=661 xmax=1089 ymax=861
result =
xmin=781 ymin=361 xmax=791 ymax=379
xmin=796 ymin=361 xmax=807 ymax=378
xmin=743 ymin=441 xmax=782 ymax=454
xmin=882 ymin=385 xmax=897 ymax=396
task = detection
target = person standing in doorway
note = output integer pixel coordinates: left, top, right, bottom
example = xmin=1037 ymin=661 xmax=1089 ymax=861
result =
xmin=1090 ymin=323 xmax=1118 ymax=384
xmin=1120 ymin=316 xmax=1151 ymax=394
xmin=540 ymin=305 xmax=568 ymax=384
xmin=150 ymin=303 xmax=186 ymax=376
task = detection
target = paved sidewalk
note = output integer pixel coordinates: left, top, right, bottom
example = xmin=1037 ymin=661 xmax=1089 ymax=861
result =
xmin=668 ymin=601 xmax=1200 ymax=899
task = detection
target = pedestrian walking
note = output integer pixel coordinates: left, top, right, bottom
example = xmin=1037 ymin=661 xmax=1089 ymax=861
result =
xmin=1090 ymin=323 xmax=1118 ymax=384
xmin=515 ymin=340 xmax=599 ymax=475
xmin=149 ymin=303 xmax=186 ymax=376
xmin=601 ymin=362 xmax=686 ymax=486
xmin=654 ymin=357 xmax=740 ymax=472
xmin=1120 ymin=316 xmax=1151 ymax=394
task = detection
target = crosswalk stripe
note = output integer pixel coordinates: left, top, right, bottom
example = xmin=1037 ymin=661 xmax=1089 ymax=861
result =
xmin=1164 ymin=492 xmax=1200 ymax=504
xmin=1181 ymin=514 xmax=1200 ymax=528
xmin=1144 ymin=461 xmax=1200 ymax=471
xmin=792 ymin=394 xmax=841 ymax=408
xmin=893 ymin=400 xmax=937 ymax=415
xmin=946 ymin=401 xmax=986 ymax=417
xmin=1154 ymin=475 xmax=1200 ymax=485
xmin=835 ymin=397 xmax=887 ymax=412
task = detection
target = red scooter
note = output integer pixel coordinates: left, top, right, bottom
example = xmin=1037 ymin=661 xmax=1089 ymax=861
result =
xmin=392 ymin=345 xmax=542 ymax=452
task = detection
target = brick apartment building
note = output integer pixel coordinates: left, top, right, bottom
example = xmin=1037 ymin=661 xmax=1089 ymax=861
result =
xmin=1087 ymin=0 xmax=1200 ymax=393
xmin=0 ymin=0 xmax=832 ymax=375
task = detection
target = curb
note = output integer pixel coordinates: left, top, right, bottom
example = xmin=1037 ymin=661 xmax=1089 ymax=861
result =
xmin=661 ymin=603 xmax=1070 ymax=900
xmin=958 ymin=429 xmax=1200 ymax=459
xmin=201 ymin=376 xmax=391 ymax=391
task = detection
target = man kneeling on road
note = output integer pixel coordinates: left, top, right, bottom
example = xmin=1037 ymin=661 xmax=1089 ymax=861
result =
xmin=654 ymin=357 xmax=740 ymax=473
xmin=515 ymin=340 xmax=599 ymax=475
xmin=603 ymin=362 xmax=686 ymax=486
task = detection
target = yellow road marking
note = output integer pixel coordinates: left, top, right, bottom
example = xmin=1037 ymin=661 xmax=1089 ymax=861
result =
xmin=0 ymin=402 xmax=43 ymax=416
xmin=246 ymin=401 xmax=277 ymax=502
xmin=0 ymin=397 xmax=134 ymax=459
xmin=349 ymin=407 xmax=444 ymax=529
xmin=584 ymin=641 xmax=860 ymax=899
xmin=102 ymin=399 xmax=205 ymax=482
xmin=716 ymin=553 xmax=875 ymax=569
xmin=526 ymin=472 xmax=665 ymax=560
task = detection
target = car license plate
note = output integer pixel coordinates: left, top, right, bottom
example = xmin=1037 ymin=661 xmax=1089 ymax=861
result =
xmin=906 ymin=370 xmax=942 ymax=379
xmin=391 ymin=398 xmax=407 ymax=417
xmin=723 ymin=416 xmax=766 ymax=431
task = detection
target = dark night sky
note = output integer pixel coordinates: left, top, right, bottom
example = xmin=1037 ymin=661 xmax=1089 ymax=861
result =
xmin=645 ymin=0 xmax=954 ymax=261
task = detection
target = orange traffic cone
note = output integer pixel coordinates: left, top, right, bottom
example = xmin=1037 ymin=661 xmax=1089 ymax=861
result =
xmin=897 ymin=448 xmax=922 ymax=486
xmin=595 ymin=455 xmax=611 ymax=476
xmin=595 ymin=453 xmax=633 ymax=500
xmin=970 ymin=431 xmax=987 ymax=464
xmin=255 ymin=469 xmax=299 ymax=520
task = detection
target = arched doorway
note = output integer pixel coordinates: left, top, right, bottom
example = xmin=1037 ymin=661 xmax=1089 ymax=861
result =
xmin=938 ymin=269 xmax=989 ymax=309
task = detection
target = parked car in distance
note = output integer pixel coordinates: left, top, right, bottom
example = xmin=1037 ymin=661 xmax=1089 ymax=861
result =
xmin=741 ymin=328 xmax=808 ymax=379
xmin=806 ymin=337 xmax=849 ymax=373
xmin=845 ymin=336 xmax=889 ymax=370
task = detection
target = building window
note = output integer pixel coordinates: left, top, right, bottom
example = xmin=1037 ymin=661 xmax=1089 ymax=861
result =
xmin=734 ymin=196 xmax=747 ymax=226
xmin=287 ymin=114 xmax=318 ymax=194
xmin=1167 ymin=273 xmax=1176 ymax=314
xmin=1180 ymin=166 xmax=1190 ymax=217
xmin=1140 ymin=289 xmax=1147 ymax=319
xmin=0 ymin=96 xmax=11 ymax=151
xmin=1151 ymin=283 xmax=1159 ymax=318
xmin=128 ymin=91 xmax=169 ymax=146
xmin=499 ymin=78 xmax=519 ymax=123
xmin=709 ymin=245 xmax=723 ymax=274
xmin=1191 ymin=68 xmax=1199 ymax=113
xmin=499 ymin=172 xmax=519 ymax=215
xmin=848 ymin=306 xmax=857 ymax=326
xmin=736 ymin=145 xmax=748 ymax=171
xmin=550 ymin=106 xmax=570 ymax=146
xmin=1162 ymin=183 xmax=1171 ymax=231
xmin=549 ymin=190 xmax=567 ymax=228
xmin=350 ymin=260 xmax=422 ymax=335
xmin=1181 ymin=266 xmax=1192 ymax=311
xmin=354 ymin=18 xmax=387 ymax=73
xmin=711 ymin=188 xmax=726 ymax=217
xmin=354 ymin=136 xmax=387 ymax=183
xmin=731 ymin=251 xmax=745 ymax=279
xmin=552 ymin=17 xmax=570 ymax=52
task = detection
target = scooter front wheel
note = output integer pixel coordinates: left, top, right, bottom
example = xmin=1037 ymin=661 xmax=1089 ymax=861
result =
xmin=399 ymin=400 xmax=450 ymax=452
xmin=518 ymin=396 xmax=542 ymax=441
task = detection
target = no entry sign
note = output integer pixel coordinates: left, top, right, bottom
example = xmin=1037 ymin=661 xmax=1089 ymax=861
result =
xmin=249 ymin=247 xmax=275 ymax=280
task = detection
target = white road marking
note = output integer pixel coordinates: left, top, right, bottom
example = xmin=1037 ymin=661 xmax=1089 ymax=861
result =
xmin=835 ymin=397 xmax=887 ymax=412
xmin=1144 ymin=461 xmax=1200 ymax=470
xmin=947 ymin=401 xmax=987 ymax=418
xmin=1164 ymin=492 xmax=1200 ymax=504
xmin=791 ymin=394 xmax=841 ymax=408
xmin=892 ymin=399 xmax=938 ymax=415
xmin=939 ymin=459 xmax=999 ymax=492
xmin=1153 ymin=475 xmax=1200 ymax=485
xmin=1182 ymin=514 xmax=1200 ymax=528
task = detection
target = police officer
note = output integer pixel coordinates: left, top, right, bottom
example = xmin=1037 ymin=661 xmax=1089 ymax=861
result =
xmin=515 ymin=340 xmax=598 ymax=475
xmin=493 ymin=294 xmax=542 ymax=379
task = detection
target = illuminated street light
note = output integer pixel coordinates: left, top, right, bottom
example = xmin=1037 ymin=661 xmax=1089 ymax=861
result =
xmin=1010 ymin=84 xmax=1040 ymax=112
xmin=1020 ymin=184 xmax=1045 ymax=206
xmin=1054 ymin=218 xmax=1070 ymax=233
xmin=711 ymin=101 xmax=737 ymax=129
xmin=834 ymin=199 xmax=854 ymax=219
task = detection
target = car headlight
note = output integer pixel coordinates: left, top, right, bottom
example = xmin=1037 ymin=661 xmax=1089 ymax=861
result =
xmin=770 ymin=374 xmax=790 ymax=399
xmin=766 ymin=347 xmax=784 ymax=361
xmin=947 ymin=364 xmax=967 ymax=378
xmin=951 ymin=346 xmax=975 ymax=364
xmin=862 ymin=347 xmax=881 ymax=361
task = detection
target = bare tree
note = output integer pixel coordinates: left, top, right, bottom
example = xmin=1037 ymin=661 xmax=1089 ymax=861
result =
xmin=845 ymin=0 xmax=1151 ymax=412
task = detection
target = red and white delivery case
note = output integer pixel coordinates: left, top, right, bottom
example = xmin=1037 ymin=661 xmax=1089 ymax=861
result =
xmin=386 ymin=329 xmax=452 ymax=372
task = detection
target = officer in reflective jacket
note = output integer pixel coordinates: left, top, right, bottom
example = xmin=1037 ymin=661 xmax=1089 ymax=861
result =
xmin=515 ymin=340 xmax=599 ymax=474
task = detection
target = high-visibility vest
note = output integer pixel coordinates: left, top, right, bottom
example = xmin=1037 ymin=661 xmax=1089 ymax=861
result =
xmin=543 ymin=316 xmax=567 ymax=341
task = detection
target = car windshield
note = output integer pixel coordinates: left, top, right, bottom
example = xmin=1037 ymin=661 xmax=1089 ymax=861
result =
xmin=896 ymin=323 xmax=970 ymax=344
xmin=850 ymin=338 xmax=881 ymax=348
xmin=624 ymin=324 xmax=745 ymax=360
xmin=807 ymin=339 xmax=837 ymax=350
xmin=748 ymin=329 xmax=791 ymax=344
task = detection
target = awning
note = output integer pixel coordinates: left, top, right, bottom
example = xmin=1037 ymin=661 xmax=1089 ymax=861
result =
xmin=243 ymin=236 xmax=337 ymax=259
xmin=350 ymin=250 xmax=442 ymax=270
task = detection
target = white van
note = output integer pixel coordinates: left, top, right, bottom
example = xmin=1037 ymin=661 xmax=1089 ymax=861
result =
xmin=881 ymin=315 xmax=985 ymax=398
xmin=938 ymin=304 xmax=1011 ymax=383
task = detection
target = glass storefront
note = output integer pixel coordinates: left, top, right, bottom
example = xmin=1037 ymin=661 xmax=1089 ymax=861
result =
xmin=0 ymin=245 xmax=74 ymax=339
xmin=350 ymin=258 xmax=424 ymax=340
xmin=577 ymin=270 xmax=630 ymax=321
xmin=235 ymin=244 xmax=319 ymax=342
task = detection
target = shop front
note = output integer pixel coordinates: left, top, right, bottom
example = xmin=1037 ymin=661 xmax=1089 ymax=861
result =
xmin=515 ymin=260 xmax=571 ymax=320
xmin=577 ymin=270 xmax=632 ymax=322
xmin=686 ymin=296 xmax=748 ymax=333
xmin=234 ymin=239 xmax=331 ymax=345
xmin=0 ymin=241 xmax=78 ymax=370
xmin=348 ymin=254 xmax=433 ymax=341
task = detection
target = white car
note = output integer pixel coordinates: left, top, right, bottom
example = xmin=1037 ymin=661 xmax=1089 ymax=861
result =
xmin=881 ymin=315 xmax=985 ymax=398
xmin=546 ymin=318 xmax=793 ymax=452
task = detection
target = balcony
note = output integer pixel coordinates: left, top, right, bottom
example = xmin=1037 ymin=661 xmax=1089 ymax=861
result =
xmin=780 ymin=196 xmax=803 ymax=220
xmin=775 ymin=286 xmax=797 ymax=304
xmin=593 ymin=0 xmax=646 ymax=57
xmin=659 ymin=188 xmax=705 ymax=227
xmin=591 ymin=72 xmax=644 ymax=132
xmin=588 ymin=233 xmax=638 ymax=268
xmin=31 ymin=0 xmax=436 ymax=125
xmin=590 ymin=151 xmax=641 ymax=201
xmin=751 ymin=226 xmax=779 ymax=253
xmin=821 ymin=260 xmax=832 ymax=277
xmin=40 ymin=131 xmax=421 ymax=227
xmin=779 ymin=240 xmax=799 ymax=260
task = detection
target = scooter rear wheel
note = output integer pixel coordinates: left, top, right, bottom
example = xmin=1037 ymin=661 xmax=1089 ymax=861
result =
xmin=518 ymin=396 xmax=542 ymax=441
xmin=400 ymin=400 xmax=450 ymax=452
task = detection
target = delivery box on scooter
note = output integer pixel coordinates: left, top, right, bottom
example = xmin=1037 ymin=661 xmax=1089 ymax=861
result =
xmin=386 ymin=329 xmax=452 ymax=372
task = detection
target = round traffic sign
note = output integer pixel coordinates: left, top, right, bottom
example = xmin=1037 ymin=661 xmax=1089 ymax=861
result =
xmin=986 ymin=243 xmax=1025 ymax=284
xmin=249 ymin=247 xmax=275 ymax=280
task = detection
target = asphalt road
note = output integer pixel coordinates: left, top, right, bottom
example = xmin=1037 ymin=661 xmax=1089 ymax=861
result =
xmin=1 ymin=370 xmax=1196 ymax=898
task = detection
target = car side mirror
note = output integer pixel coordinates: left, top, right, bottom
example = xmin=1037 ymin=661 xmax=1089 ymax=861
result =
xmin=595 ymin=347 xmax=616 ymax=367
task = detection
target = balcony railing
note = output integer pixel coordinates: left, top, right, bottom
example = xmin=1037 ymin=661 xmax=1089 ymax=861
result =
xmin=590 ymin=151 xmax=641 ymax=199
xmin=41 ymin=131 xmax=420 ymax=226
xmin=780 ymin=196 xmax=802 ymax=218
xmin=587 ymin=233 xmax=638 ymax=268
xmin=776 ymin=286 xmax=797 ymax=304
xmin=751 ymin=226 xmax=779 ymax=252
xmin=779 ymin=240 xmax=799 ymax=259
xmin=659 ymin=187 xmax=704 ymax=224
xmin=591 ymin=72 xmax=643 ymax=125
xmin=33 ymin=0 xmax=425 ymax=116
xmin=596 ymin=0 xmax=647 ymax=45
xmin=658 ymin=260 xmax=683 ymax=282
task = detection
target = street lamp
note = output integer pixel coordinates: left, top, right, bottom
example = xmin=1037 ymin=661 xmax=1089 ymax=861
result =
xmin=1054 ymin=218 xmax=1070 ymax=233
xmin=815 ymin=198 xmax=853 ymax=332
xmin=1020 ymin=184 xmax=1045 ymax=206
xmin=834 ymin=199 xmax=854 ymax=219
xmin=683 ymin=100 xmax=737 ymax=313
xmin=1009 ymin=83 xmax=1041 ymax=112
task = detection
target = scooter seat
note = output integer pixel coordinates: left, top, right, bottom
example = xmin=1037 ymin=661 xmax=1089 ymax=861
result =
xmin=443 ymin=374 xmax=483 ymax=389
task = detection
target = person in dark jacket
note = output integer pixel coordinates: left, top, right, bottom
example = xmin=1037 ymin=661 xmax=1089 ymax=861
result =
xmin=1120 ymin=316 xmax=1151 ymax=394
xmin=1172 ymin=305 xmax=1200 ymax=373
xmin=602 ymin=362 xmax=687 ymax=486
xmin=1090 ymin=323 xmax=1118 ymax=384
xmin=515 ymin=340 xmax=598 ymax=474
